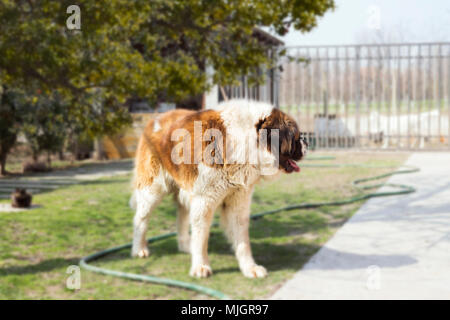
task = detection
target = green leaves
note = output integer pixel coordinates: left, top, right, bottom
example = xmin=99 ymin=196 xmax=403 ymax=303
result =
xmin=0 ymin=0 xmax=334 ymax=140
xmin=21 ymin=92 xmax=67 ymax=157
xmin=0 ymin=86 xmax=28 ymax=173
xmin=0 ymin=0 xmax=334 ymax=101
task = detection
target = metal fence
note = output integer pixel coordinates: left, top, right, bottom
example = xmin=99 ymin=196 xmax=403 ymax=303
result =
xmin=219 ymin=69 xmax=280 ymax=107
xmin=280 ymin=43 xmax=450 ymax=150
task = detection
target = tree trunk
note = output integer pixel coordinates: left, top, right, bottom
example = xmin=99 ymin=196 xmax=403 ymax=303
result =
xmin=72 ymin=139 xmax=78 ymax=164
xmin=47 ymin=151 xmax=52 ymax=167
xmin=94 ymin=137 xmax=104 ymax=160
xmin=0 ymin=154 xmax=6 ymax=175
xmin=0 ymin=133 xmax=17 ymax=175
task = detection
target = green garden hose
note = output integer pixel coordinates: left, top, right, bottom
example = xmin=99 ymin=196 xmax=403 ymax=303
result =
xmin=79 ymin=156 xmax=419 ymax=300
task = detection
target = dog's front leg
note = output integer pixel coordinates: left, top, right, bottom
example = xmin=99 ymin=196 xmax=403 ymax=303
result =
xmin=189 ymin=196 xmax=214 ymax=278
xmin=221 ymin=189 xmax=267 ymax=278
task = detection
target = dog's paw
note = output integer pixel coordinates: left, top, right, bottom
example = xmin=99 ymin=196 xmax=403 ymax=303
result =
xmin=242 ymin=265 xmax=267 ymax=278
xmin=190 ymin=264 xmax=213 ymax=278
xmin=131 ymin=247 xmax=150 ymax=258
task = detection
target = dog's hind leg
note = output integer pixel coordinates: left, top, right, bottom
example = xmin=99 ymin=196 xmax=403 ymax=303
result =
xmin=176 ymin=191 xmax=191 ymax=253
xmin=131 ymin=185 xmax=164 ymax=258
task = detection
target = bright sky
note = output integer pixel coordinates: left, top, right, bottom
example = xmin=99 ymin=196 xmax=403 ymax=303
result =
xmin=279 ymin=0 xmax=450 ymax=46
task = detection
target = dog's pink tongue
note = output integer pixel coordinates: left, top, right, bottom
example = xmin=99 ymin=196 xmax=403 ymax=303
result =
xmin=288 ymin=159 xmax=300 ymax=172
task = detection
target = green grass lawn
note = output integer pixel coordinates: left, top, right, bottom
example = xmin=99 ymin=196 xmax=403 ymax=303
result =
xmin=0 ymin=152 xmax=408 ymax=299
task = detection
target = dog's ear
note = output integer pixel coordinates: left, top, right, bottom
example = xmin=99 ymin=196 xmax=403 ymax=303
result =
xmin=255 ymin=115 xmax=274 ymax=150
xmin=255 ymin=109 xmax=281 ymax=132
xmin=279 ymin=127 xmax=293 ymax=156
xmin=256 ymin=109 xmax=300 ymax=155
xmin=292 ymin=136 xmax=303 ymax=160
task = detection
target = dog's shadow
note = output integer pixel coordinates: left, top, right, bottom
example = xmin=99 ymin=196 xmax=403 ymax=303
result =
xmin=96 ymin=222 xmax=416 ymax=275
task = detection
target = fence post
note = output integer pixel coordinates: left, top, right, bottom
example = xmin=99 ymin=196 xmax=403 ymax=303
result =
xmin=324 ymin=47 xmax=330 ymax=149
xmin=448 ymin=45 xmax=450 ymax=149
xmin=355 ymin=46 xmax=361 ymax=148
xmin=407 ymin=45 xmax=412 ymax=150
xmin=438 ymin=44 xmax=443 ymax=146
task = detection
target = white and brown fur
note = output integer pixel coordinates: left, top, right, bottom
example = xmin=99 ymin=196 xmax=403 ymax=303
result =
xmin=130 ymin=100 xmax=306 ymax=278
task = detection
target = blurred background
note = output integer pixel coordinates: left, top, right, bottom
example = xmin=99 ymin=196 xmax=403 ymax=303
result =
xmin=0 ymin=1 xmax=449 ymax=300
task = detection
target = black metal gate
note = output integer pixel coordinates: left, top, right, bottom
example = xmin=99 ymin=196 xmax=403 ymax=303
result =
xmin=280 ymin=43 xmax=450 ymax=150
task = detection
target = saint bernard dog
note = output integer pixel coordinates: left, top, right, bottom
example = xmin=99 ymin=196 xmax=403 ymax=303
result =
xmin=130 ymin=99 xmax=307 ymax=278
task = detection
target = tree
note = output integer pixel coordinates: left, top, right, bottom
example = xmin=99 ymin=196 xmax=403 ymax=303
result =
xmin=0 ymin=1 xmax=334 ymax=106
xmin=0 ymin=1 xmax=334 ymax=165
xmin=0 ymin=86 xmax=25 ymax=175
xmin=21 ymin=93 xmax=68 ymax=167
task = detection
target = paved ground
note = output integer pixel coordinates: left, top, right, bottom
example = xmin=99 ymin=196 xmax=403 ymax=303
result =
xmin=272 ymin=153 xmax=450 ymax=300
xmin=0 ymin=159 xmax=132 ymax=205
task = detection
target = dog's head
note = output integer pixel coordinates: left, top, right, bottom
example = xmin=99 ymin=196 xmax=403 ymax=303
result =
xmin=256 ymin=109 xmax=307 ymax=174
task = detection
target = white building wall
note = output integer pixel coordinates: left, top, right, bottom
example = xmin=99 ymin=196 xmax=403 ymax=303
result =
xmin=204 ymin=84 xmax=219 ymax=109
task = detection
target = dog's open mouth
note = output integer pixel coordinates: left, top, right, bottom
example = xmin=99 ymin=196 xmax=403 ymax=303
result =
xmin=283 ymin=159 xmax=300 ymax=173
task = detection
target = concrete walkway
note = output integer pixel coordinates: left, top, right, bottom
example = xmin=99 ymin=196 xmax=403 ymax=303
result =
xmin=272 ymin=153 xmax=450 ymax=300
xmin=0 ymin=159 xmax=133 ymax=201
